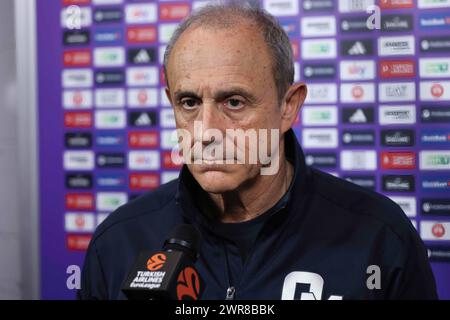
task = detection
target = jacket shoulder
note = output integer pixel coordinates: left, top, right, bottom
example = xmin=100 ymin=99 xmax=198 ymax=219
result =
xmin=92 ymin=178 xmax=179 ymax=242
xmin=310 ymin=168 xmax=416 ymax=243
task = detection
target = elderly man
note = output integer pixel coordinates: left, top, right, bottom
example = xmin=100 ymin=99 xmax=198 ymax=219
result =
xmin=78 ymin=3 xmax=437 ymax=300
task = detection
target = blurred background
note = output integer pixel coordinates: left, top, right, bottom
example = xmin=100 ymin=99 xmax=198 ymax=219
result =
xmin=1 ymin=0 xmax=449 ymax=299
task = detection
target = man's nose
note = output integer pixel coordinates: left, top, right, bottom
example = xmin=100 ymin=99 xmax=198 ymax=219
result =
xmin=197 ymin=103 xmax=224 ymax=146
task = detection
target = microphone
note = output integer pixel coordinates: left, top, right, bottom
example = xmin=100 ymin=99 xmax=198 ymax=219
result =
xmin=121 ymin=224 xmax=205 ymax=300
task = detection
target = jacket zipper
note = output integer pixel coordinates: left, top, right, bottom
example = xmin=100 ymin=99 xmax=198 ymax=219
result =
xmin=225 ymin=286 xmax=236 ymax=300
xmin=221 ymin=206 xmax=287 ymax=300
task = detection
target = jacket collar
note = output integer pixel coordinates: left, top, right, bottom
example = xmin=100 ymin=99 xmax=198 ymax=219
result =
xmin=175 ymin=129 xmax=310 ymax=227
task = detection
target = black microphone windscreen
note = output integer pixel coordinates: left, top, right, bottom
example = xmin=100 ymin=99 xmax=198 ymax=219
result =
xmin=163 ymin=224 xmax=201 ymax=260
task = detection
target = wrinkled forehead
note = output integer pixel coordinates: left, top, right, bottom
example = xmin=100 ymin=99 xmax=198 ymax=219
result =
xmin=166 ymin=24 xmax=274 ymax=89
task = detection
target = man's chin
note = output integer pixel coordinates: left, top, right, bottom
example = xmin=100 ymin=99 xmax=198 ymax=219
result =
xmin=193 ymin=170 xmax=241 ymax=194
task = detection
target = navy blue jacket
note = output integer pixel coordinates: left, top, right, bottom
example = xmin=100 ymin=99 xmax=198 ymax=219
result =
xmin=78 ymin=130 xmax=437 ymax=300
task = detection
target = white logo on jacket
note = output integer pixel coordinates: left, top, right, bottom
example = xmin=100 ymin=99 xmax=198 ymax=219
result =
xmin=281 ymin=271 xmax=343 ymax=300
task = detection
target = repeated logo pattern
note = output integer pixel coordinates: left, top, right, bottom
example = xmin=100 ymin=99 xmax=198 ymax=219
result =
xmin=37 ymin=0 xmax=450 ymax=298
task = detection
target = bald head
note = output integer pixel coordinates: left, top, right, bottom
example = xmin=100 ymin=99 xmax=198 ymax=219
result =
xmin=163 ymin=2 xmax=294 ymax=102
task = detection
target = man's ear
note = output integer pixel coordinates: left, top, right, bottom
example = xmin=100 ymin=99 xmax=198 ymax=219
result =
xmin=165 ymin=87 xmax=173 ymax=106
xmin=280 ymin=82 xmax=307 ymax=134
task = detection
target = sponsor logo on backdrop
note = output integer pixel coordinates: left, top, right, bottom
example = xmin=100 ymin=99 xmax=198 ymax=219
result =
xmin=341 ymin=39 xmax=374 ymax=56
xmin=419 ymin=58 xmax=450 ymax=78
xmin=62 ymin=69 xmax=93 ymax=88
xmin=159 ymin=3 xmax=190 ymax=21
xmin=303 ymin=0 xmax=334 ymax=12
xmin=95 ymin=70 xmax=125 ymax=86
xmin=263 ymin=0 xmax=299 ymax=16
xmin=379 ymin=36 xmax=415 ymax=56
xmin=342 ymin=130 xmax=375 ymax=146
xmin=65 ymin=213 xmax=96 ymax=233
xmin=95 ymin=173 xmax=126 ymax=189
xmin=94 ymin=47 xmax=125 ymax=67
xmin=421 ymin=106 xmax=450 ymax=123
xmin=127 ymin=26 xmax=157 ymax=43
xmin=64 ymin=111 xmax=92 ymax=128
xmin=125 ymin=3 xmax=157 ymax=24
xmin=93 ymin=27 xmax=123 ymax=45
xmin=421 ymin=221 xmax=450 ymax=241
xmin=380 ymin=0 xmax=414 ymax=9
xmin=340 ymin=60 xmax=375 ymax=81
xmin=128 ymin=151 xmax=160 ymax=170
xmin=96 ymin=153 xmax=126 ymax=168
xmin=420 ymin=129 xmax=450 ymax=145
xmin=302 ymin=39 xmax=337 ymax=59
xmin=381 ymin=151 xmax=416 ymax=170
xmin=420 ymin=81 xmax=450 ymax=101
xmin=63 ymin=90 xmax=92 ymax=109
xmin=65 ymin=193 xmax=94 ymax=211
xmin=427 ymin=246 xmax=450 ymax=263
xmin=381 ymin=129 xmax=415 ymax=147
xmin=340 ymin=83 xmax=375 ymax=103
xmin=126 ymin=67 xmax=158 ymax=86
xmin=381 ymin=14 xmax=413 ymax=32
xmin=128 ymin=131 xmax=159 ymax=149
xmin=382 ymin=175 xmax=415 ymax=192
xmin=379 ymin=82 xmax=415 ymax=102
xmin=421 ymin=176 xmax=450 ymax=192
xmin=94 ymin=8 xmax=123 ymax=24
xmin=159 ymin=23 xmax=178 ymax=44
xmin=127 ymin=88 xmax=158 ymax=108
xmin=418 ymin=0 xmax=450 ymax=8
xmin=302 ymin=128 xmax=338 ymax=148
xmin=420 ymin=36 xmax=450 ymax=53
xmin=95 ymin=110 xmax=126 ymax=129
xmin=379 ymin=105 xmax=416 ymax=125
xmin=162 ymin=151 xmax=183 ymax=170
xmin=420 ymin=151 xmax=450 ymax=170
xmin=303 ymin=64 xmax=336 ymax=79
xmin=64 ymin=30 xmax=90 ymax=46
xmin=128 ymin=48 xmax=156 ymax=65
xmin=129 ymin=173 xmax=160 ymax=190
xmin=305 ymin=153 xmax=337 ymax=168
xmin=95 ymin=132 xmax=126 ymax=148
xmin=65 ymin=133 xmax=92 ymax=149
xmin=342 ymin=107 xmax=375 ymax=124
xmin=161 ymin=172 xmax=180 ymax=184
xmin=66 ymin=234 xmax=92 ymax=251
xmin=64 ymin=151 xmax=95 ymax=170
xmin=66 ymin=173 xmax=93 ymax=189
xmin=302 ymin=106 xmax=338 ymax=126
xmin=160 ymin=109 xmax=176 ymax=128
xmin=388 ymin=196 xmax=417 ymax=217
xmin=64 ymin=50 xmax=91 ymax=67
xmin=339 ymin=0 xmax=375 ymax=12
xmin=96 ymin=192 xmax=128 ymax=212
xmin=344 ymin=175 xmax=376 ymax=190
xmin=380 ymin=60 xmax=415 ymax=78
xmin=304 ymin=83 xmax=337 ymax=104
xmin=95 ymin=89 xmax=125 ymax=108
xmin=340 ymin=16 xmax=372 ymax=33
xmin=128 ymin=111 xmax=158 ymax=128
xmin=341 ymin=150 xmax=377 ymax=171
xmin=301 ymin=16 xmax=336 ymax=37
xmin=419 ymin=13 xmax=450 ymax=30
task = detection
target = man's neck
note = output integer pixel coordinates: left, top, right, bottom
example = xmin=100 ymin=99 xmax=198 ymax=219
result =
xmin=207 ymin=156 xmax=294 ymax=223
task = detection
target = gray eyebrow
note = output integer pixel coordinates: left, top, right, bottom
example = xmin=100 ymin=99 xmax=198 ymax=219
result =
xmin=173 ymin=87 xmax=258 ymax=103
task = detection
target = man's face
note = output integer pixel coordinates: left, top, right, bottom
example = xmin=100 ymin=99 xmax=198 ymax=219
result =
xmin=165 ymin=24 xmax=287 ymax=194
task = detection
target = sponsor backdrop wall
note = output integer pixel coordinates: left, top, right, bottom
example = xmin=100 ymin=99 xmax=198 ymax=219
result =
xmin=37 ymin=0 xmax=450 ymax=299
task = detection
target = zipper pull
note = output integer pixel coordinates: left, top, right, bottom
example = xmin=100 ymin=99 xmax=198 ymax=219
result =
xmin=225 ymin=286 xmax=235 ymax=300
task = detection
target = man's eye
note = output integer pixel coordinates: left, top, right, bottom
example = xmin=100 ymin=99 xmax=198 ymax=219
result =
xmin=226 ymin=99 xmax=244 ymax=109
xmin=181 ymin=99 xmax=198 ymax=109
